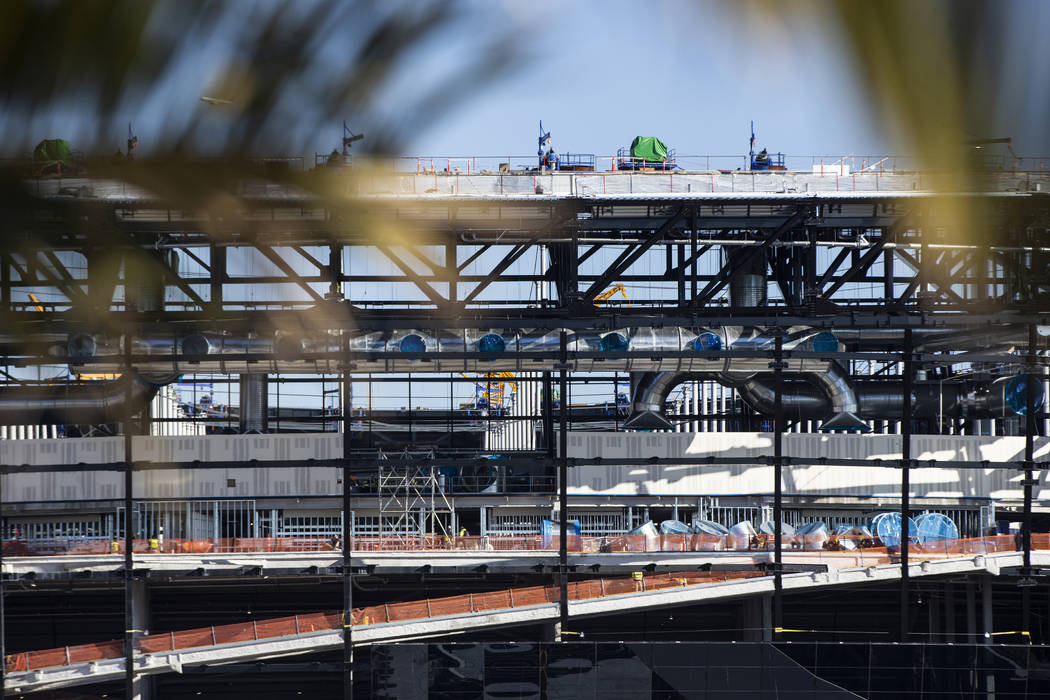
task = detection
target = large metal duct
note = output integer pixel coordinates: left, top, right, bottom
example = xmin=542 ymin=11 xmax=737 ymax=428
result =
xmin=239 ymin=374 xmax=268 ymax=434
xmin=726 ymin=247 xmax=767 ymax=307
xmin=124 ymin=250 xmax=176 ymax=312
xmin=737 ymin=374 xmax=1044 ymax=421
xmin=624 ymin=340 xmax=863 ymax=431
xmin=626 ymin=244 xmax=865 ymax=431
xmin=0 ymin=373 xmax=163 ymax=426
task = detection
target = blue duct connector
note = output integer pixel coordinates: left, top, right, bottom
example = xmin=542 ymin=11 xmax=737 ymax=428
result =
xmin=1004 ymin=373 xmax=1045 ymax=416
xmin=477 ymin=333 xmax=506 ymax=353
xmin=810 ymin=331 xmax=839 ymax=353
xmin=599 ymin=332 xmax=629 ymax=353
xmin=692 ymin=332 xmax=722 ymax=352
xmin=398 ymin=334 xmax=427 ymax=353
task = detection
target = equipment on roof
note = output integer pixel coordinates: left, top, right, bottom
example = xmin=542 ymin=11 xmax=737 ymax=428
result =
xmin=617 ymin=136 xmax=675 ymax=171
xmin=32 ymin=139 xmax=72 ymax=166
xmin=630 ymin=136 xmax=668 ymax=163
xmin=127 ymin=123 xmax=138 ymax=160
xmin=748 ymin=121 xmax=786 ymax=171
xmin=536 ymin=121 xmax=595 ymax=172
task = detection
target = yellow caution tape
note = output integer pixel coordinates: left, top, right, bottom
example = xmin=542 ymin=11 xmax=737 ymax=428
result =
xmin=125 ymin=630 xmax=143 ymax=634
xmin=990 ymin=631 xmax=1032 ymax=643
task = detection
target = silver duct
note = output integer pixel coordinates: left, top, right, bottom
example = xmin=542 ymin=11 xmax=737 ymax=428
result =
xmin=727 ymin=248 xmax=767 ymax=307
xmin=0 ymin=373 xmax=162 ymax=426
xmin=125 ymin=250 xmax=176 ymax=312
xmin=737 ymin=375 xmax=1044 ymax=421
xmin=239 ymin=374 xmax=269 ymax=433
xmin=627 ymin=245 xmax=865 ymax=431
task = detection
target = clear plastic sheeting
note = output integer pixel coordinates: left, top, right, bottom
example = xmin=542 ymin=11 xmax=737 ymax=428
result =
xmin=872 ymin=512 xmax=919 ymax=549
xmin=658 ymin=519 xmax=691 ymax=535
xmin=915 ymin=512 xmax=960 ymax=543
xmin=729 ymin=520 xmax=757 ymax=550
xmin=627 ymin=520 xmax=660 ymax=551
xmin=795 ymin=521 xmax=829 ymax=551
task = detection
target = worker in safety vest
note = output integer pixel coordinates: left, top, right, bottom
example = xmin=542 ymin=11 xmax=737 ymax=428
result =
xmin=149 ymin=536 xmax=160 ymax=553
xmin=458 ymin=527 xmax=468 ymax=538
xmin=632 ymin=570 xmax=644 ymax=592
xmin=110 ymin=538 xmax=120 ymax=554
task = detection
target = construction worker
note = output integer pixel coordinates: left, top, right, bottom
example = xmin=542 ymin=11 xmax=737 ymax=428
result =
xmin=148 ymin=535 xmax=160 ymax=553
xmin=632 ymin=570 xmax=644 ymax=592
xmin=110 ymin=538 xmax=120 ymax=554
xmin=458 ymin=526 xmax=468 ymax=538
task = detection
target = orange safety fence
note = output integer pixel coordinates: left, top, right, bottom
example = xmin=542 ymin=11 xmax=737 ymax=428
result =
xmin=3 ymin=570 xmax=766 ymax=675
xmin=2 ymin=533 xmax=1046 ymax=558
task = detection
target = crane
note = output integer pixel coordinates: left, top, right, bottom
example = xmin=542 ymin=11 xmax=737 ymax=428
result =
xmin=593 ymin=282 xmax=629 ymax=305
xmin=459 ymin=372 xmax=517 ymax=411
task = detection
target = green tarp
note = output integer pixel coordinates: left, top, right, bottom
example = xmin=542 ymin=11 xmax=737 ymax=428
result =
xmin=33 ymin=139 xmax=72 ymax=165
xmin=629 ymin=136 xmax=668 ymax=163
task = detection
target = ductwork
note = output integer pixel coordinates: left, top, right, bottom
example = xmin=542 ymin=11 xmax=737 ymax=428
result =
xmin=623 ymin=245 xmax=1047 ymax=432
xmin=239 ymin=374 xmax=268 ymax=434
xmin=0 ymin=373 xmax=164 ymax=426
xmin=736 ymin=374 xmax=1044 ymax=421
xmin=624 ymin=328 xmax=865 ymax=431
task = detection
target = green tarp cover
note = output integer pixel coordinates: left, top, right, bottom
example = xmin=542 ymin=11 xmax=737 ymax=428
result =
xmin=33 ymin=139 xmax=72 ymax=165
xmin=629 ymin=136 xmax=668 ymax=163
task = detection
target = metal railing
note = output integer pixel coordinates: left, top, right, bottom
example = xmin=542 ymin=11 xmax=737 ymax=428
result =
xmin=2 ymin=532 xmax=1041 ymax=559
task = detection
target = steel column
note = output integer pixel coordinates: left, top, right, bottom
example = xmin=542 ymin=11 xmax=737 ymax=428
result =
xmin=341 ymin=367 xmax=353 ymax=700
xmin=123 ymin=336 xmax=135 ymax=698
xmin=772 ymin=333 xmax=784 ymax=639
xmin=899 ymin=327 xmax=913 ymax=641
xmin=1021 ymin=323 xmax=1037 ymax=631
xmin=558 ymin=332 xmax=569 ymax=634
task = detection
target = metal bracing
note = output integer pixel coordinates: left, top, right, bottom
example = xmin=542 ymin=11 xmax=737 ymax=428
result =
xmin=4 ymin=190 xmax=1050 ymax=321
xmin=375 ymin=449 xmax=454 ymax=544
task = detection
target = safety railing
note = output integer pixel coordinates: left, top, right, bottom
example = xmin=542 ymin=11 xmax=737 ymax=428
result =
xmin=3 ymin=570 xmax=766 ymax=675
xmin=3 ymin=533 xmax=1043 ymax=559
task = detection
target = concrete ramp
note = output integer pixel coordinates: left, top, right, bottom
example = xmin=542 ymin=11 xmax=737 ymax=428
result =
xmin=5 ymin=551 xmax=1041 ymax=695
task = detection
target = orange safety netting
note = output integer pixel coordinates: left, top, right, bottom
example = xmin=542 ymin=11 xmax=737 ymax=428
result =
xmin=4 ymin=531 xmax=1041 ymax=558
xmin=5 ymin=532 xmax=1041 ymax=557
xmin=3 ymin=570 xmax=764 ymax=674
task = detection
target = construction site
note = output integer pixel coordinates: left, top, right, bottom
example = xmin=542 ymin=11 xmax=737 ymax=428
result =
xmin=0 ymin=121 xmax=1048 ymax=699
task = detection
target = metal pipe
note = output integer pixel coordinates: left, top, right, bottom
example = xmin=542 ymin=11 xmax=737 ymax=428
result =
xmin=0 ymin=373 xmax=164 ymax=426
xmin=238 ymin=374 xmax=268 ymax=434
xmin=629 ymin=374 xmax=1043 ymax=430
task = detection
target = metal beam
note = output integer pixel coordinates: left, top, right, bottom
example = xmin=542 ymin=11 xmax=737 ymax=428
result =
xmin=463 ymin=244 xmax=531 ymax=304
xmin=374 ymin=244 xmax=448 ymax=308
xmin=823 ymin=216 xmax=910 ymax=297
xmin=581 ymin=207 xmax=686 ymax=302
xmin=256 ymin=245 xmax=326 ymax=303
xmin=689 ymin=208 xmax=808 ymax=308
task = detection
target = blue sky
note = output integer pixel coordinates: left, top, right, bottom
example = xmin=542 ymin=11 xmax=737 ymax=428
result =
xmin=405 ymin=1 xmax=887 ymax=161
xmin=11 ymin=1 xmax=1050 ymax=160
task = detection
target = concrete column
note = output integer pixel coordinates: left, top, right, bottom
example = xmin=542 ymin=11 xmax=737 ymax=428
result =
xmin=983 ymin=576 xmax=995 ymax=700
xmin=543 ymin=621 xmax=562 ymax=642
xmin=131 ymin=578 xmax=153 ymax=700
xmin=944 ymin=582 xmax=955 ymax=642
xmin=740 ymin=595 xmax=772 ymax=641
xmin=966 ymin=581 xmax=976 ymax=642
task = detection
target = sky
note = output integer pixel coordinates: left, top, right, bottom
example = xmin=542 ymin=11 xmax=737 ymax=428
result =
xmin=397 ymin=1 xmax=888 ymax=162
xmin=9 ymin=1 xmax=1050 ymax=161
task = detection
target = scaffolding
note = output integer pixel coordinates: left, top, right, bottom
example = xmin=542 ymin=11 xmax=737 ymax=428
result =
xmin=377 ymin=449 xmax=455 ymax=545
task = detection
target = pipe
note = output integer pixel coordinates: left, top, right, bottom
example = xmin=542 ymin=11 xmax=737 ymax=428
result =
xmin=0 ymin=373 xmax=163 ymax=426
xmin=633 ymin=374 xmax=1045 ymax=429
xmin=239 ymin=374 xmax=268 ymax=434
